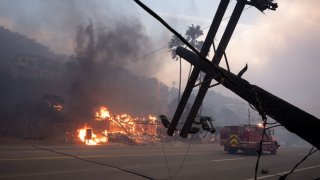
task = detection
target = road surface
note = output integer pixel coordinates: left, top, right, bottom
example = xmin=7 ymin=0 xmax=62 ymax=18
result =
xmin=0 ymin=143 xmax=319 ymax=180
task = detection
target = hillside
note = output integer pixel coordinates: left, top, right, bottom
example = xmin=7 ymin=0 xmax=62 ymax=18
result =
xmin=0 ymin=26 xmax=66 ymax=73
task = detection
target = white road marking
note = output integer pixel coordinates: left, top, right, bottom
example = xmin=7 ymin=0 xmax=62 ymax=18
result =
xmin=212 ymin=158 xmax=245 ymax=162
xmin=246 ymin=164 xmax=320 ymax=180
xmin=0 ymin=152 xmax=200 ymax=161
xmin=0 ymin=167 xmax=116 ymax=179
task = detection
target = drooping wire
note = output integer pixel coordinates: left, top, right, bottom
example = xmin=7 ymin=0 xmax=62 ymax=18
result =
xmin=32 ymin=145 xmax=155 ymax=179
xmin=131 ymin=2 xmax=320 ymax=180
xmin=265 ymin=124 xmax=282 ymax=130
xmin=169 ymin=135 xmax=194 ymax=179
xmin=266 ymin=121 xmax=279 ymax=125
xmin=159 ymin=128 xmax=173 ymax=178
xmin=158 ymin=126 xmax=194 ymax=180
xmin=250 ymin=86 xmax=269 ymax=180
xmin=132 ymin=2 xmax=284 ymax=180
xmin=254 ymin=118 xmax=267 ymax=180
xmin=278 ymin=146 xmax=319 ymax=180
xmin=8 ymin=137 xmax=155 ymax=180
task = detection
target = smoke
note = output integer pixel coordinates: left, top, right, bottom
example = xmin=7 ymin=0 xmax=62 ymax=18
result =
xmin=65 ymin=19 xmax=166 ymax=121
xmin=225 ymin=0 xmax=320 ymax=114
xmin=0 ymin=0 xmax=171 ymax=119
xmin=0 ymin=0 xmax=142 ymax=55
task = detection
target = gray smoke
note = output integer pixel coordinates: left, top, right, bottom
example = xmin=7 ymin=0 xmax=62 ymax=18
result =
xmin=0 ymin=0 xmax=169 ymax=121
xmin=0 ymin=0 xmax=144 ymax=55
xmin=66 ymin=19 xmax=155 ymax=121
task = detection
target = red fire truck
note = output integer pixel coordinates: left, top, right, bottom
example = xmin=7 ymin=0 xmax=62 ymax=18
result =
xmin=220 ymin=124 xmax=279 ymax=155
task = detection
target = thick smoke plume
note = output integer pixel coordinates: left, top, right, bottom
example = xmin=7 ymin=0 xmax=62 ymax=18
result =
xmin=66 ymin=20 xmax=162 ymax=122
xmin=0 ymin=0 xmax=169 ymax=123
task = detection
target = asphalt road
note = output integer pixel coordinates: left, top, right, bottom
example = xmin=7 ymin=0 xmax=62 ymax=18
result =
xmin=0 ymin=143 xmax=319 ymax=180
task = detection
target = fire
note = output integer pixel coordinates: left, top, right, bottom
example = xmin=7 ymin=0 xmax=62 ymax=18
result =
xmin=53 ymin=104 xmax=63 ymax=111
xmin=78 ymin=126 xmax=108 ymax=145
xmin=95 ymin=106 xmax=110 ymax=120
xmin=77 ymin=106 xmax=159 ymax=145
xmin=148 ymin=114 xmax=157 ymax=123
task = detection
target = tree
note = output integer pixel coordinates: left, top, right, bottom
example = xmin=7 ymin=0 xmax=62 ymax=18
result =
xmin=185 ymin=24 xmax=205 ymax=81
xmin=185 ymin=24 xmax=203 ymax=48
xmin=168 ymin=35 xmax=184 ymax=101
xmin=168 ymin=24 xmax=205 ymax=102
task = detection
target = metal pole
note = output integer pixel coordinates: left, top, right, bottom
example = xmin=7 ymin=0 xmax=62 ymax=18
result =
xmin=167 ymin=0 xmax=230 ymax=136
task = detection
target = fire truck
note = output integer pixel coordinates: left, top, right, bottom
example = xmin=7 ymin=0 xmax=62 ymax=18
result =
xmin=220 ymin=124 xmax=279 ymax=155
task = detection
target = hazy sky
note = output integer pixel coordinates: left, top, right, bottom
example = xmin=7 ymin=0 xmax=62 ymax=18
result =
xmin=0 ymin=0 xmax=319 ymax=117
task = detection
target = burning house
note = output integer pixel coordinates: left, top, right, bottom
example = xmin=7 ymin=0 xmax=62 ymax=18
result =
xmin=62 ymin=22 xmax=167 ymax=146
xmin=76 ymin=106 xmax=160 ymax=145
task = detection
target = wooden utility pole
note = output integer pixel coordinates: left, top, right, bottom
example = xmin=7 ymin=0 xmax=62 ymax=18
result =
xmin=168 ymin=0 xmax=279 ymax=137
xmin=167 ymin=0 xmax=231 ymax=136
xmin=175 ymin=47 xmax=320 ymax=149
xmin=132 ymin=0 xmax=320 ymax=149
xmin=180 ymin=0 xmax=246 ymax=138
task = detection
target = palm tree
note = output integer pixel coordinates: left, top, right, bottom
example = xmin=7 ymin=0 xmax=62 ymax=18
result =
xmin=185 ymin=24 xmax=203 ymax=48
xmin=168 ymin=35 xmax=184 ymax=101
xmin=168 ymin=24 xmax=206 ymax=102
xmin=185 ymin=24 xmax=206 ymax=81
xmin=185 ymin=24 xmax=207 ymax=116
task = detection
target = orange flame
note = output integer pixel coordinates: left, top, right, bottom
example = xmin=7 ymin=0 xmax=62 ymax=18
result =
xmin=95 ymin=106 xmax=110 ymax=120
xmin=78 ymin=126 xmax=108 ymax=145
xmin=77 ymin=106 xmax=159 ymax=145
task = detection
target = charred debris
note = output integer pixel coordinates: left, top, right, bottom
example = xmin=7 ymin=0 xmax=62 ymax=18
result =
xmin=0 ymin=21 xmax=169 ymax=144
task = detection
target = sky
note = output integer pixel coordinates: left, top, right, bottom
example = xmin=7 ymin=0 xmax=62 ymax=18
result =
xmin=0 ymin=0 xmax=319 ymax=117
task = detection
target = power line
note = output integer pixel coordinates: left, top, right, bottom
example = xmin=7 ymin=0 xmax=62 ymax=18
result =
xmin=31 ymin=145 xmax=155 ymax=179
xmin=88 ymin=4 xmax=253 ymax=80
xmin=159 ymin=128 xmax=173 ymax=178
xmin=169 ymin=135 xmax=194 ymax=179
xmin=47 ymin=1 xmax=254 ymax=179
xmin=132 ymin=1 xmax=320 ymax=180
xmin=89 ymin=46 xmax=167 ymax=79
xmin=158 ymin=131 xmax=194 ymax=180
xmin=279 ymin=146 xmax=319 ymax=180
xmin=6 ymin=137 xmax=155 ymax=180
xmin=130 ymin=5 xmax=269 ymax=180
xmin=265 ymin=124 xmax=282 ymax=130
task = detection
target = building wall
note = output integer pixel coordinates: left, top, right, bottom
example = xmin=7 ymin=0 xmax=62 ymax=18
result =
xmin=11 ymin=55 xmax=63 ymax=81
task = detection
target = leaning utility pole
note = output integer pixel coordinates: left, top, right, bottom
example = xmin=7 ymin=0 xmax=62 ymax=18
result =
xmin=168 ymin=0 xmax=278 ymax=138
xmin=134 ymin=0 xmax=320 ymax=149
xmin=179 ymin=0 xmax=246 ymax=138
xmin=167 ymin=0 xmax=231 ymax=136
xmin=175 ymin=46 xmax=320 ymax=149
